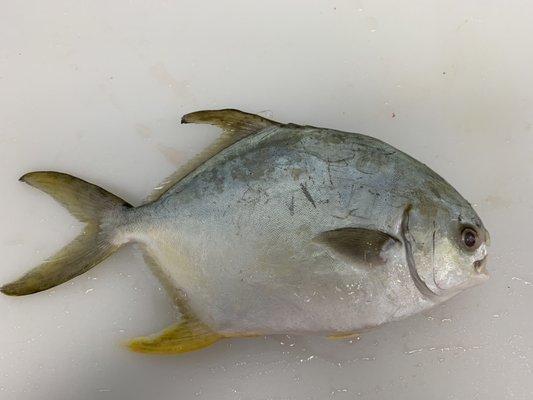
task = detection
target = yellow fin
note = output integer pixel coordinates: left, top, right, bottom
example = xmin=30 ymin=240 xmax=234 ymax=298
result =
xmin=146 ymin=109 xmax=282 ymax=202
xmin=127 ymin=318 xmax=221 ymax=355
xmin=181 ymin=108 xmax=281 ymax=134
xmin=327 ymin=332 xmax=361 ymax=340
xmin=1 ymin=172 xmax=131 ymax=296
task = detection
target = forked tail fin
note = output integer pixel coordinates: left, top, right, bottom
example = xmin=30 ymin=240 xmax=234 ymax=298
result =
xmin=1 ymin=171 xmax=132 ymax=296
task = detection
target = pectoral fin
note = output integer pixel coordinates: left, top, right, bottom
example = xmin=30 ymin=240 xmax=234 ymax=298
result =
xmin=127 ymin=318 xmax=221 ymax=355
xmin=314 ymin=228 xmax=399 ymax=267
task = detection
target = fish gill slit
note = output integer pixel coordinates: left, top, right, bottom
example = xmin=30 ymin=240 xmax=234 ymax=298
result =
xmin=431 ymin=221 xmax=446 ymax=292
xmin=401 ymin=205 xmax=438 ymax=300
xmin=432 ymin=221 xmax=436 ymax=262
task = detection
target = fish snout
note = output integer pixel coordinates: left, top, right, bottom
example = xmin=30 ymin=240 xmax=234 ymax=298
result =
xmin=473 ymin=255 xmax=489 ymax=279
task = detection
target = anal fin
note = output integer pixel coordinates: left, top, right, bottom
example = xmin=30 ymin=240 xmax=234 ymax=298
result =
xmin=327 ymin=332 xmax=361 ymax=340
xmin=127 ymin=317 xmax=221 ymax=354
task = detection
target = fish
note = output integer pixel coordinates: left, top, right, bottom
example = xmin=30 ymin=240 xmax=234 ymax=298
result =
xmin=1 ymin=109 xmax=490 ymax=354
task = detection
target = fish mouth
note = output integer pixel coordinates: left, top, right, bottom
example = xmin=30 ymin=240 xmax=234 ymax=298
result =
xmin=474 ymin=255 xmax=489 ymax=278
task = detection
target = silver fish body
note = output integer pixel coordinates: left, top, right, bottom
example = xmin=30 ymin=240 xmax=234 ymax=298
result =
xmin=2 ymin=110 xmax=490 ymax=353
xmin=121 ymin=123 xmax=488 ymax=335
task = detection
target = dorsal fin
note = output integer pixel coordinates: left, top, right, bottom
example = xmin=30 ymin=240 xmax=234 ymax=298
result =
xmin=181 ymin=109 xmax=281 ymax=134
xmin=145 ymin=109 xmax=282 ymax=202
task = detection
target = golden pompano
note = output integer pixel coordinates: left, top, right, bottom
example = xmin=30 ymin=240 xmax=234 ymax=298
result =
xmin=1 ymin=109 xmax=490 ymax=354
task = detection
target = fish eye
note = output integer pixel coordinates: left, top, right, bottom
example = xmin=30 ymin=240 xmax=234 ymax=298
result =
xmin=461 ymin=227 xmax=480 ymax=250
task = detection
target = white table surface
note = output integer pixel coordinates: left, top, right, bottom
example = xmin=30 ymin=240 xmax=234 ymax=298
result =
xmin=1 ymin=1 xmax=531 ymax=399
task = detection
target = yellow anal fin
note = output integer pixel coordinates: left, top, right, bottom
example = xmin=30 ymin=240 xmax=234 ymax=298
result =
xmin=327 ymin=332 xmax=361 ymax=340
xmin=127 ymin=318 xmax=221 ymax=355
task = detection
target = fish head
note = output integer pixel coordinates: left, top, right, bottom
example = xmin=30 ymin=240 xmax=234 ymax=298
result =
xmin=402 ymin=193 xmax=490 ymax=300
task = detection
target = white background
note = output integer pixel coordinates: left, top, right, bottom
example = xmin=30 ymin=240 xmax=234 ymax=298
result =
xmin=1 ymin=1 xmax=532 ymax=399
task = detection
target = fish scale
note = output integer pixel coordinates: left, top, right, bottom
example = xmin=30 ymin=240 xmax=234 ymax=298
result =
xmin=1 ymin=109 xmax=490 ymax=355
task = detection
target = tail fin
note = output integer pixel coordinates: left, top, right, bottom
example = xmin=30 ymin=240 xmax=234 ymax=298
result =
xmin=1 ymin=171 xmax=132 ymax=296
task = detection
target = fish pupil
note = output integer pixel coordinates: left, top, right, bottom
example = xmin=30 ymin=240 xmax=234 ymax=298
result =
xmin=464 ymin=230 xmax=477 ymax=247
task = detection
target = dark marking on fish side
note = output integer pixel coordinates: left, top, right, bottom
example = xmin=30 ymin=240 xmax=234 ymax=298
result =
xmin=326 ymin=158 xmax=333 ymax=186
xmin=299 ymin=183 xmax=317 ymax=208
xmin=428 ymin=182 xmax=442 ymax=200
xmin=345 ymin=183 xmax=356 ymax=209
xmin=240 ymin=185 xmax=251 ymax=201
xmin=331 ymin=155 xmax=356 ymax=165
xmin=288 ymin=195 xmax=295 ymax=216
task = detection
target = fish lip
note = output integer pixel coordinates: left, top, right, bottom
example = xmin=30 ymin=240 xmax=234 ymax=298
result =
xmin=474 ymin=255 xmax=489 ymax=277
xmin=484 ymin=229 xmax=491 ymax=246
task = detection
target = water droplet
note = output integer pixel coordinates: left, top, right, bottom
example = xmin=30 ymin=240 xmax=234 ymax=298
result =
xmin=258 ymin=110 xmax=273 ymax=119
xmin=331 ymin=388 xmax=349 ymax=395
xmin=512 ymin=276 xmax=532 ymax=286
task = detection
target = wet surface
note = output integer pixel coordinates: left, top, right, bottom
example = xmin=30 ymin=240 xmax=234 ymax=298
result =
xmin=1 ymin=1 xmax=532 ymax=399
